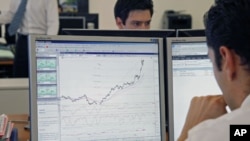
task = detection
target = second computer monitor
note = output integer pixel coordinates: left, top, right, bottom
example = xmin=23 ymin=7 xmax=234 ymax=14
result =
xmin=166 ymin=37 xmax=222 ymax=141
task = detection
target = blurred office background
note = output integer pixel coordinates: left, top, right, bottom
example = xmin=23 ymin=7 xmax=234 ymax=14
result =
xmin=0 ymin=0 xmax=214 ymax=30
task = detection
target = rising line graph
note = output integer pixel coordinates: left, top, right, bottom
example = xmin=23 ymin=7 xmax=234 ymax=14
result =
xmin=60 ymin=60 xmax=145 ymax=105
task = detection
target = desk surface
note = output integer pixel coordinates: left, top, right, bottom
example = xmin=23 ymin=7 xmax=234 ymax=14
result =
xmin=8 ymin=114 xmax=30 ymax=141
xmin=0 ymin=59 xmax=13 ymax=65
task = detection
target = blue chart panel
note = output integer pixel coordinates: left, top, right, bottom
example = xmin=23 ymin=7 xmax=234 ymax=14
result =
xmin=37 ymin=72 xmax=57 ymax=84
xmin=37 ymin=85 xmax=57 ymax=98
xmin=37 ymin=58 xmax=56 ymax=70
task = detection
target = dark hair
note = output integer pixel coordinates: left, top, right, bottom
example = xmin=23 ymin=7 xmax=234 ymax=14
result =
xmin=114 ymin=0 xmax=154 ymax=25
xmin=204 ymin=0 xmax=250 ymax=71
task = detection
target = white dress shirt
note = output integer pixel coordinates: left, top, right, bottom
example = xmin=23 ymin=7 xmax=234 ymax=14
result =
xmin=0 ymin=0 xmax=59 ymax=35
xmin=186 ymin=95 xmax=250 ymax=141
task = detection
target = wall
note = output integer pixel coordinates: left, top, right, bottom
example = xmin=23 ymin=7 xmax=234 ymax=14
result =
xmin=0 ymin=0 xmax=214 ymax=29
xmin=0 ymin=0 xmax=10 ymax=11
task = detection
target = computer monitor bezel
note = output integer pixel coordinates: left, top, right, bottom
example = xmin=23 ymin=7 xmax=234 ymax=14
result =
xmin=75 ymin=13 xmax=99 ymax=29
xmin=61 ymin=29 xmax=176 ymax=37
xmin=59 ymin=13 xmax=99 ymax=29
xmin=166 ymin=36 xmax=208 ymax=141
xmin=176 ymin=29 xmax=205 ymax=37
xmin=59 ymin=16 xmax=86 ymax=30
xmin=29 ymin=35 xmax=166 ymax=141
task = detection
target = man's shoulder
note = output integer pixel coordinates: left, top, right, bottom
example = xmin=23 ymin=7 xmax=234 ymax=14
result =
xmin=187 ymin=108 xmax=250 ymax=141
xmin=195 ymin=104 xmax=250 ymax=129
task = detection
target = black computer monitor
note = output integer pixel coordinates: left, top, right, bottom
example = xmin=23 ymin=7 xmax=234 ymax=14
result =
xmin=29 ymin=35 xmax=167 ymax=141
xmin=59 ymin=13 xmax=99 ymax=29
xmin=75 ymin=13 xmax=99 ymax=29
xmin=58 ymin=16 xmax=86 ymax=35
xmin=61 ymin=29 xmax=177 ymax=132
xmin=176 ymin=29 xmax=205 ymax=37
xmin=166 ymin=37 xmax=221 ymax=140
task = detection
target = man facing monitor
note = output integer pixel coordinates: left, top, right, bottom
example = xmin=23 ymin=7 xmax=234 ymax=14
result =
xmin=178 ymin=0 xmax=250 ymax=140
xmin=114 ymin=0 xmax=153 ymax=29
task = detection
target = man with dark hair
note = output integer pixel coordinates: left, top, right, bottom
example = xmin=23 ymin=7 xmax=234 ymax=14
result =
xmin=178 ymin=0 xmax=250 ymax=140
xmin=114 ymin=0 xmax=153 ymax=29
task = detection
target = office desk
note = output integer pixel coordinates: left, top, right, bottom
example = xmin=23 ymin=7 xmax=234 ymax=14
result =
xmin=8 ymin=114 xmax=30 ymax=141
xmin=0 ymin=59 xmax=13 ymax=65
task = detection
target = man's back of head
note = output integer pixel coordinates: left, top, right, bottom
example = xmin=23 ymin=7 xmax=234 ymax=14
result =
xmin=114 ymin=0 xmax=154 ymax=29
xmin=204 ymin=0 xmax=250 ymax=72
xmin=177 ymin=1 xmax=250 ymax=141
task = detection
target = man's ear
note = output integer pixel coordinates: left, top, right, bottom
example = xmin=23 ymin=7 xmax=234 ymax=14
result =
xmin=219 ymin=46 xmax=236 ymax=80
xmin=115 ymin=17 xmax=124 ymax=29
